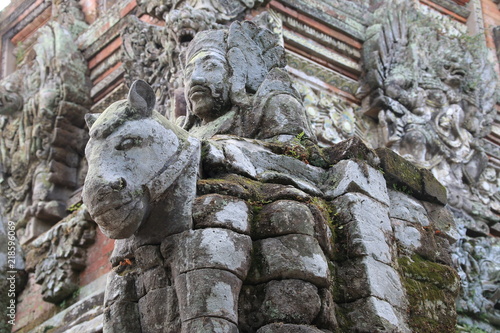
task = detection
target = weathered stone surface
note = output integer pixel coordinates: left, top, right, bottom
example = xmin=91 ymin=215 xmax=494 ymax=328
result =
xmin=323 ymin=159 xmax=390 ymax=205
xmin=103 ymin=301 xmax=142 ymax=333
xmin=138 ymin=266 xmax=169 ymax=292
xmin=173 ymin=228 xmax=252 ymax=279
xmin=336 ymin=256 xmax=406 ymax=309
xmin=0 ymin=20 xmax=91 ymax=244
xmin=175 ymin=268 xmax=242 ymax=324
xmin=333 ymin=193 xmax=393 ymax=264
xmin=104 ymin=270 xmax=138 ymax=307
xmin=260 ymin=279 xmax=321 ymax=325
xmin=422 ymin=202 xmax=459 ymax=244
xmin=392 ymin=218 xmax=422 ymax=253
xmin=138 ymin=287 xmax=180 ymax=333
xmin=322 ymin=136 xmax=380 ymax=167
xmin=247 ymin=234 xmax=329 ymax=287
xmin=376 ymin=148 xmax=448 ymax=206
xmin=399 ymin=255 xmax=460 ymax=333
xmin=252 ymin=200 xmax=315 ymax=239
xmin=193 ymin=194 xmax=251 ymax=234
xmin=388 ymin=189 xmax=430 ymax=226
xmin=182 ymin=317 xmax=238 ymax=333
xmin=256 ymin=323 xmax=326 ymax=333
xmin=32 ymin=207 xmax=95 ymax=304
xmin=315 ymin=288 xmax=338 ymax=331
xmin=341 ymin=296 xmax=409 ymax=333
xmin=134 ymin=245 xmax=163 ymax=270
xmin=203 ymin=138 xmax=323 ymax=196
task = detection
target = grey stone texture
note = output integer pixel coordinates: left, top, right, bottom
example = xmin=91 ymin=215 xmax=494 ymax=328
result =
xmin=251 ymin=200 xmax=316 ymax=239
xmin=175 ymin=269 xmax=242 ymax=324
xmin=247 ymin=234 xmax=329 ymax=287
xmin=333 ymin=193 xmax=393 ymax=264
xmin=79 ymin=12 xmax=463 ymax=332
xmin=323 ymin=159 xmax=390 ymax=205
xmin=193 ymin=194 xmax=252 ymax=234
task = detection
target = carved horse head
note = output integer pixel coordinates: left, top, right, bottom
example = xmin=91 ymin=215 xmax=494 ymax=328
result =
xmin=82 ymin=80 xmax=200 ymax=239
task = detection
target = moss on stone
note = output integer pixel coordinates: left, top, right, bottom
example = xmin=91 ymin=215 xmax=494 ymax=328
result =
xmin=398 ymin=254 xmax=459 ymax=333
xmin=398 ymin=254 xmax=459 ymax=292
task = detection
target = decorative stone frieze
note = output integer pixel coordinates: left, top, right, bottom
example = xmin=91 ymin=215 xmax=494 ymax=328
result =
xmin=0 ymin=21 xmax=92 ymax=244
xmin=29 ymin=207 xmax=95 ymax=304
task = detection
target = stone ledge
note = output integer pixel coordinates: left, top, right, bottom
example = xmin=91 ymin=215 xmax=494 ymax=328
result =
xmin=375 ymin=148 xmax=447 ymax=205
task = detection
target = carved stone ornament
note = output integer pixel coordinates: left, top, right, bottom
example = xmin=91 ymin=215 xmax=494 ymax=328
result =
xmin=30 ymin=207 xmax=95 ymax=304
xmin=359 ymin=2 xmax=498 ymax=222
xmin=182 ymin=20 xmax=315 ymax=142
xmin=0 ymin=21 xmax=92 ymax=244
xmin=122 ymin=0 xmax=271 ymax=120
xmin=358 ymin=2 xmax=500 ymax=329
xmin=83 ymin=37 xmax=460 ymax=333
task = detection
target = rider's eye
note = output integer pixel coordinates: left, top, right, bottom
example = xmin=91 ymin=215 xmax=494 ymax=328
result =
xmin=116 ymin=137 xmax=141 ymax=150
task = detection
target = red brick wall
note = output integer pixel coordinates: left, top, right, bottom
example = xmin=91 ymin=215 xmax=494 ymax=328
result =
xmin=79 ymin=227 xmax=114 ymax=287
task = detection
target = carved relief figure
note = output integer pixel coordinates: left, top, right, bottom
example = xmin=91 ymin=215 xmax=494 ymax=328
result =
xmin=0 ymin=22 xmax=91 ymax=244
xmin=359 ymin=4 xmax=499 ymax=329
xmin=183 ymin=20 xmax=315 ymax=142
xmin=359 ymin=5 xmax=497 ymax=214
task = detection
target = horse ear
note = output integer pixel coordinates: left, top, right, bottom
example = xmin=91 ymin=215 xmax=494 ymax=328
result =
xmin=85 ymin=113 xmax=99 ymax=129
xmin=128 ymin=80 xmax=155 ymax=117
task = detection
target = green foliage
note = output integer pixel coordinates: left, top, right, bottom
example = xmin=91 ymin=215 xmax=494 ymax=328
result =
xmin=68 ymin=202 xmax=82 ymax=212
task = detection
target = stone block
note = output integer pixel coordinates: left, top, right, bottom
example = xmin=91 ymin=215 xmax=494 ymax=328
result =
xmin=422 ymin=202 xmax=459 ymax=244
xmin=336 ymin=257 xmax=406 ymax=309
xmin=421 ymin=168 xmax=447 ymax=205
xmin=175 ymin=268 xmax=242 ymax=323
xmin=323 ymin=159 xmax=390 ymax=205
xmin=341 ymin=296 xmax=409 ymax=332
xmin=260 ymin=279 xmax=321 ymax=325
xmin=193 ymin=194 xmax=251 ymax=234
xmin=182 ymin=317 xmax=238 ymax=333
xmin=252 ymin=200 xmax=315 ymax=239
xmin=333 ymin=193 xmax=393 ymax=264
xmin=375 ymin=148 xmax=447 ymax=205
xmin=138 ymin=287 xmax=179 ymax=333
xmin=247 ymin=234 xmax=329 ymax=287
xmin=307 ymin=202 xmax=335 ymax=260
xmin=104 ymin=271 xmax=138 ymax=307
xmin=392 ymin=218 xmax=422 ymax=253
xmin=103 ymin=301 xmax=141 ymax=333
xmin=138 ymin=266 xmax=169 ymax=292
xmin=375 ymin=147 xmax=422 ymax=195
xmin=260 ymin=183 xmax=311 ymax=202
xmin=321 ymin=136 xmax=380 ymax=167
xmin=135 ymin=245 xmax=163 ymax=270
xmin=256 ymin=323 xmax=325 ymax=333
xmin=315 ymin=288 xmax=338 ymax=331
xmin=388 ymin=189 xmax=429 ymax=226
xmin=173 ymin=228 xmax=252 ymax=279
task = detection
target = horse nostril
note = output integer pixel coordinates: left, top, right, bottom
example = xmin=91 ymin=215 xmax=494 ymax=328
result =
xmin=192 ymin=76 xmax=206 ymax=85
xmin=110 ymin=177 xmax=127 ymax=191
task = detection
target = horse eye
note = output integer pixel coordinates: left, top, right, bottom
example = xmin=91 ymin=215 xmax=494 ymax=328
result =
xmin=116 ymin=137 xmax=141 ymax=150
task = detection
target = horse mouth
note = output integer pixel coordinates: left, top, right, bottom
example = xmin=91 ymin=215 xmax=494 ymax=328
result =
xmin=188 ymin=85 xmax=210 ymax=99
xmin=90 ymin=198 xmax=135 ymax=221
